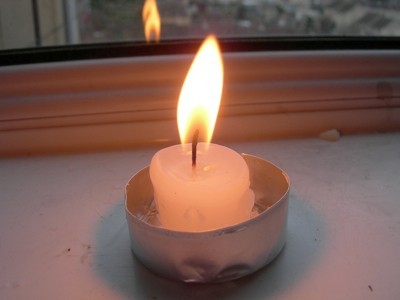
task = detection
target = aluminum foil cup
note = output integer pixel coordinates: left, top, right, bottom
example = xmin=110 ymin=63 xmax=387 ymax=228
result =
xmin=125 ymin=154 xmax=290 ymax=283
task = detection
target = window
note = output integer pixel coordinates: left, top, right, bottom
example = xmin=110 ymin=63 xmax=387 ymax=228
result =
xmin=1 ymin=0 xmax=400 ymax=51
xmin=0 ymin=1 xmax=399 ymax=156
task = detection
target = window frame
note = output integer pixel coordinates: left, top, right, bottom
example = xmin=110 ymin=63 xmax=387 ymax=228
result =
xmin=1 ymin=36 xmax=400 ymax=66
xmin=1 ymin=37 xmax=399 ymax=156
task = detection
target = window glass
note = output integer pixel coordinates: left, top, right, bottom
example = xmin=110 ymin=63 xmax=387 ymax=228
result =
xmin=1 ymin=0 xmax=399 ymax=50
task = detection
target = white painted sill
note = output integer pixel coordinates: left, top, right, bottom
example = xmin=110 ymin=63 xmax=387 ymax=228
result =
xmin=1 ymin=50 xmax=399 ymax=156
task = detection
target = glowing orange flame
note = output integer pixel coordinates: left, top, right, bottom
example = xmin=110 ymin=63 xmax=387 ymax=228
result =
xmin=142 ymin=0 xmax=161 ymax=42
xmin=177 ymin=35 xmax=223 ymax=145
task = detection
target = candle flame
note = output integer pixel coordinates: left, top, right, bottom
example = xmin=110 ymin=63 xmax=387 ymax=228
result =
xmin=142 ymin=0 xmax=161 ymax=42
xmin=177 ymin=35 xmax=223 ymax=145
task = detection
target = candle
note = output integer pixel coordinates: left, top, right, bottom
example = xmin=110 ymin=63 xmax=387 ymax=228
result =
xmin=150 ymin=143 xmax=254 ymax=231
xmin=149 ymin=35 xmax=254 ymax=232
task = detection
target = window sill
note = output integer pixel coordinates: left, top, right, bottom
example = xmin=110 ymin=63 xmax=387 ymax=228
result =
xmin=0 ymin=133 xmax=399 ymax=298
xmin=1 ymin=49 xmax=399 ymax=156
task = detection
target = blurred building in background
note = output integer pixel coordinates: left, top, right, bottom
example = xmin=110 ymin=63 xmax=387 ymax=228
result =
xmin=0 ymin=0 xmax=82 ymax=50
xmin=0 ymin=0 xmax=399 ymax=50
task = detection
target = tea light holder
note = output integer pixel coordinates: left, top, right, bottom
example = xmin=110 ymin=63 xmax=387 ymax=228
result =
xmin=125 ymin=154 xmax=290 ymax=283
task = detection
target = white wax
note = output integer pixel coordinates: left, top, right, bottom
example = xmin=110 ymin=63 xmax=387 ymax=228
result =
xmin=149 ymin=143 xmax=254 ymax=232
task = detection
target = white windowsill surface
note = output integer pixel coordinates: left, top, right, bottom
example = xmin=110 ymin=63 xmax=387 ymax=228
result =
xmin=1 ymin=132 xmax=399 ymax=299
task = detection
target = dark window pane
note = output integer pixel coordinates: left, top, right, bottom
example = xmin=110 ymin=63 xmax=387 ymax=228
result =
xmin=0 ymin=0 xmax=400 ymax=50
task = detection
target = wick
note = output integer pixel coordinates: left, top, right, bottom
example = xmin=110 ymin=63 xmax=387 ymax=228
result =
xmin=192 ymin=129 xmax=200 ymax=167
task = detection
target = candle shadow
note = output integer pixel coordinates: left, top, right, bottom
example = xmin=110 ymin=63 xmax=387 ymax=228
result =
xmin=92 ymin=193 xmax=325 ymax=299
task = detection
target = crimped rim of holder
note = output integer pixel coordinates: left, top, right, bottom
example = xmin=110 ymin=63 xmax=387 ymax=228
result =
xmin=125 ymin=154 xmax=289 ymax=236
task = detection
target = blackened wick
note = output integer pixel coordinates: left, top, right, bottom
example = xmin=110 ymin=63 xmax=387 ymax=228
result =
xmin=192 ymin=129 xmax=200 ymax=167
